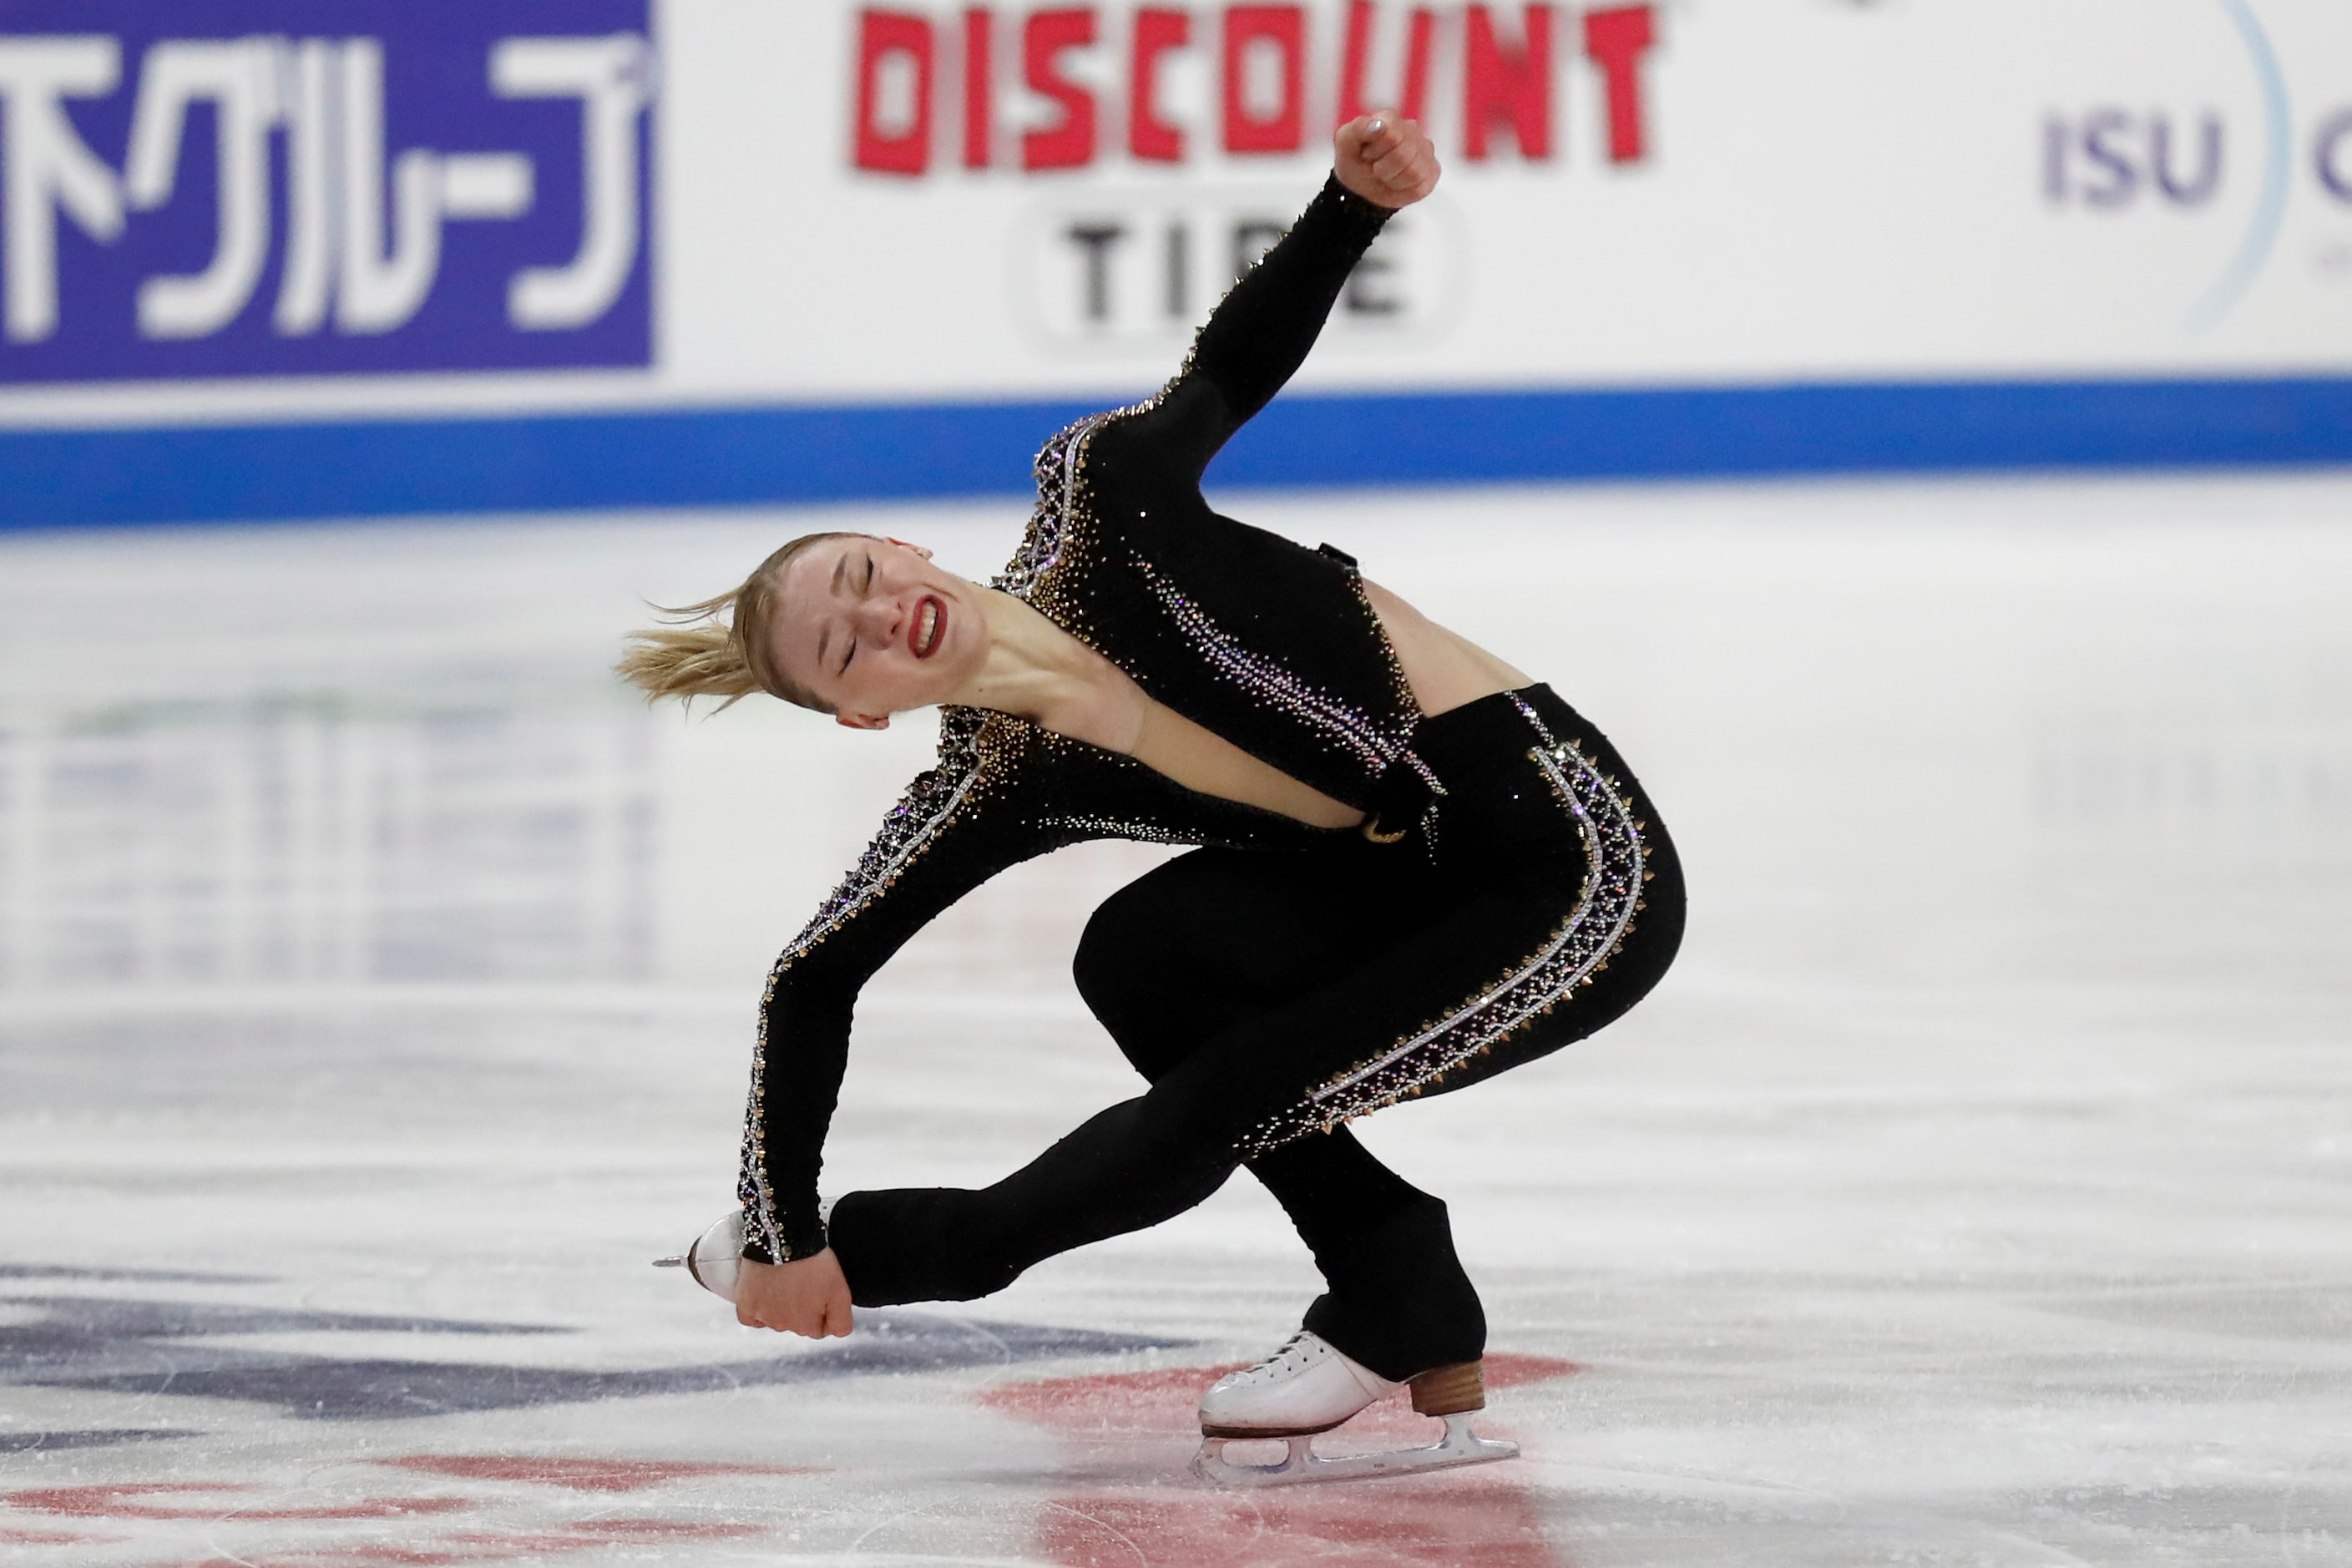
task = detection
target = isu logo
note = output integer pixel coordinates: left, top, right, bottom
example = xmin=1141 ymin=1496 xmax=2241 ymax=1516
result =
xmin=847 ymin=2 xmax=1658 ymax=175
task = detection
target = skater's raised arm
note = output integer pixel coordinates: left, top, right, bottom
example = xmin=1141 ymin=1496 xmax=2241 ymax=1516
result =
xmin=1114 ymin=114 xmax=1440 ymax=483
xmin=1195 ymin=114 xmax=1439 ymax=421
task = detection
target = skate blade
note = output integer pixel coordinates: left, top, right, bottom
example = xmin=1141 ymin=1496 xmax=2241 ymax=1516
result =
xmin=1191 ymin=1413 xmax=1519 ymax=1488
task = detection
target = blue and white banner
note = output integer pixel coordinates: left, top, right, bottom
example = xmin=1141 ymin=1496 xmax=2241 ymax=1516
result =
xmin=1 ymin=0 xmax=2349 ymax=524
xmin=0 ymin=0 xmax=649 ymax=382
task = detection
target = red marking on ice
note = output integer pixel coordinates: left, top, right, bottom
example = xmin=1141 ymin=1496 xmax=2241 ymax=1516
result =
xmin=1039 ymin=1477 xmax=1561 ymax=1567
xmin=175 ymin=1520 xmax=762 ymax=1567
xmin=978 ymin=1363 xmax=1242 ymax=1431
xmin=978 ymin=1350 xmax=1578 ymax=1433
xmin=370 ymin=1454 xmax=819 ymax=1492
xmin=982 ymin=1353 xmax=1581 ymax=1566
xmin=0 ymin=1525 xmax=132 ymax=1545
xmin=422 ymin=1521 xmax=766 ymax=1556
xmin=1468 ymin=1352 xmax=1580 ymax=1388
xmin=4 ymin=1481 xmax=468 ymax=1521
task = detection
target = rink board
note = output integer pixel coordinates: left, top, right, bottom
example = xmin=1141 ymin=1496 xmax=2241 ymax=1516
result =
xmin=5 ymin=0 xmax=2352 ymax=522
xmin=6 ymin=375 xmax=2352 ymax=529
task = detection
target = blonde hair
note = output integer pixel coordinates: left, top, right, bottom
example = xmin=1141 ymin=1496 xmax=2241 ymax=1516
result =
xmin=615 ymin=532 xmax=857 ymax=712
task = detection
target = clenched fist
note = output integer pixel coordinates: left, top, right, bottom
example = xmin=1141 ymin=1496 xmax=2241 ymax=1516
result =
xmin=1333 ymin=112 xmax=1440 ymax=208
xmin=736 ymin=1249 xmax=855 ymax=1338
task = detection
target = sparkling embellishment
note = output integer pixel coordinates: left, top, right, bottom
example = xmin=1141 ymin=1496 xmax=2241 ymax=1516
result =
xmin=1352 ymin=574 xmax=1422 ymax=737
xmin=1044 ymin=812 xmax=1199 ymax=843
xmin=1405 ymin=751 xmax=1447 ymax=853
xmin=1237 ymin=697 xmax=1648 ymax=1154
xmin=1136 ymin=559 xmax=1415 ymax=776
xmin=995 ymin=413 xmax=1113 ymax=606
xmin=739 ymin=706 xmax=1010 ymax=1260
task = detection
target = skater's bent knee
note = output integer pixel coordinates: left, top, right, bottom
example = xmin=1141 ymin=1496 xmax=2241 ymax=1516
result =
xmin=1073 ymin=893 xmax=1164 ymax=1023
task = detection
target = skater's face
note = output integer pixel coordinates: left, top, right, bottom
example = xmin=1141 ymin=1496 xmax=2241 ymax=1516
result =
xmin=767 ymin=534 xmax=983 ymax=729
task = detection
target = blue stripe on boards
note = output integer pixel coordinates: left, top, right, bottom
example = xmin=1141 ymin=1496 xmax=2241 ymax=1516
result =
xmin=0 ymin=402 xmax=1104 ymax=529
xmin=4 ymin=376 xmax=2350 ymax=529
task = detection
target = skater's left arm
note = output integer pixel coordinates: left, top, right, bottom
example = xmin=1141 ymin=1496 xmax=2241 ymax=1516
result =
xmin=1192 ymin=114 xmax=1439 ymax=427
xmin=1107 ymin=114 xmax=1439 ymax=482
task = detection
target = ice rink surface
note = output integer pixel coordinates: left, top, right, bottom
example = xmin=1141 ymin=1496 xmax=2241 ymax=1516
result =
xmin=2 ymin=473 xmax=2348 ymax=1566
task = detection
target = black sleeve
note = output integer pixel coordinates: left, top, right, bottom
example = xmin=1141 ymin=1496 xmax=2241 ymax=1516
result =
xmin=736 ymin=739 xmax=1052 ymax=1264
xmin=1112 ymin=175 xmax=1393 ymax=483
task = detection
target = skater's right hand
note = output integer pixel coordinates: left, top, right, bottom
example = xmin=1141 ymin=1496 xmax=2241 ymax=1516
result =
xmin=736 ymin=1250 xmax=854 ymax=1338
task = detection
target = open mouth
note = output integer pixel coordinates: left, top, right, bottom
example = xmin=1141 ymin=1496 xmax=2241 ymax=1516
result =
xmin=910 ymin=595 xmax=945 ymax=659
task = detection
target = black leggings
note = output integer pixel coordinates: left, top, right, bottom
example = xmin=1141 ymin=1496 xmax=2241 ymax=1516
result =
xmin=828 ymin=685 xmax=1686 ymax=1379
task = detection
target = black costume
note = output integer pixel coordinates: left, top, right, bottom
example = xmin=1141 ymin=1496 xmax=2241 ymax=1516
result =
xmin=740 ymin=177 xmax=1686 ymax=1381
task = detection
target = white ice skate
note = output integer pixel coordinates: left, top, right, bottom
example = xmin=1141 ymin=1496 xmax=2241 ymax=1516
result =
xmin=653 ymin=1211 xmax=746 ymax=1303
xmin=1191 ymin=1331 xmax=1519 ymax=1487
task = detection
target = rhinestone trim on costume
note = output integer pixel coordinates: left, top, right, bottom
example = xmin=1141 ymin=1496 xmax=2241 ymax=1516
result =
xmin=738 ymin=707 xmax=1004 ymax=1261
xmin=1236 ymin=695 xmax=1648 ymax=1154
xmin=1136 ymin=560 xmax=1415 ymax=776
xmin=1348 ymin=573 xmax=1423 ymax=740
xmin=995 ymin=413 xmax=1112 ymax=604
xmin=1404 ymin=751 xmax=1447 ymax=854
xmin=1043 ymin=812 xmax=1198 ymax=843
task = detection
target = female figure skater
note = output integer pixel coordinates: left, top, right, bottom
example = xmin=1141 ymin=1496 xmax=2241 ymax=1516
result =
xmin=624 ymin=114 xmax=1684 ymax=1484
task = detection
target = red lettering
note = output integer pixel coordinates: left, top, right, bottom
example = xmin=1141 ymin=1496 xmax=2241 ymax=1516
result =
xmin=963 ymin=8 xmax=994 ymax=167
xmin=847 ymin=1 xmax=1654 ymax=177
xmin=1339 ymin=3 xmax=1435 ymax=126
xmin=1400 ymin=8 xmax=1434 ymax=122
xmin=1222 ymin=5 xmax=1305 ymax=154
xmin=1338 ymin=0 xmax=1372 ymax=124
xmin=853 ymin=9 xmax=935 ymax=176
xmin=1023 ymin=8 xmax=1097 ymax=169
xmin=1583 ymin=4 xmax=1655 ymax=163
xmin=1462 ymin=4 xmax=1550 ymax=161
xmin=1130 ymin=8 xmax=1190 ymax=161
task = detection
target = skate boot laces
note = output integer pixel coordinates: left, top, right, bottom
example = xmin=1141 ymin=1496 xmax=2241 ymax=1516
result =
xmin=1234 ymin=1331 xmax=1323 ymax=1385
xmin=1198 ymin=1330 xmax=1404 ymax=1438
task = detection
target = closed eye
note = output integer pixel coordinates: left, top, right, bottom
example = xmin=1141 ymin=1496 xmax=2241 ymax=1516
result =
xmin=837 ymin=554 xmax=877 ymax=675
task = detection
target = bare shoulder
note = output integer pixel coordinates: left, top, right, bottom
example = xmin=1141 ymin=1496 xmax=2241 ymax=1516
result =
xmin=1359 ymin=577 xmax=1533 ymax=717
xmin=1358 ymin=576 xmax=1427 ymax=629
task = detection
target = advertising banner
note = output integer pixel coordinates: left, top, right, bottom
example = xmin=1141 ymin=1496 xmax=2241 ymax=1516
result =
xmin=663 ymin=0 xmax=2346 ymax=394
xmin=0 ymin=0 xmax=650 ymax=382
xmin=1 ymin=0 xmax=2349 ymax=524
